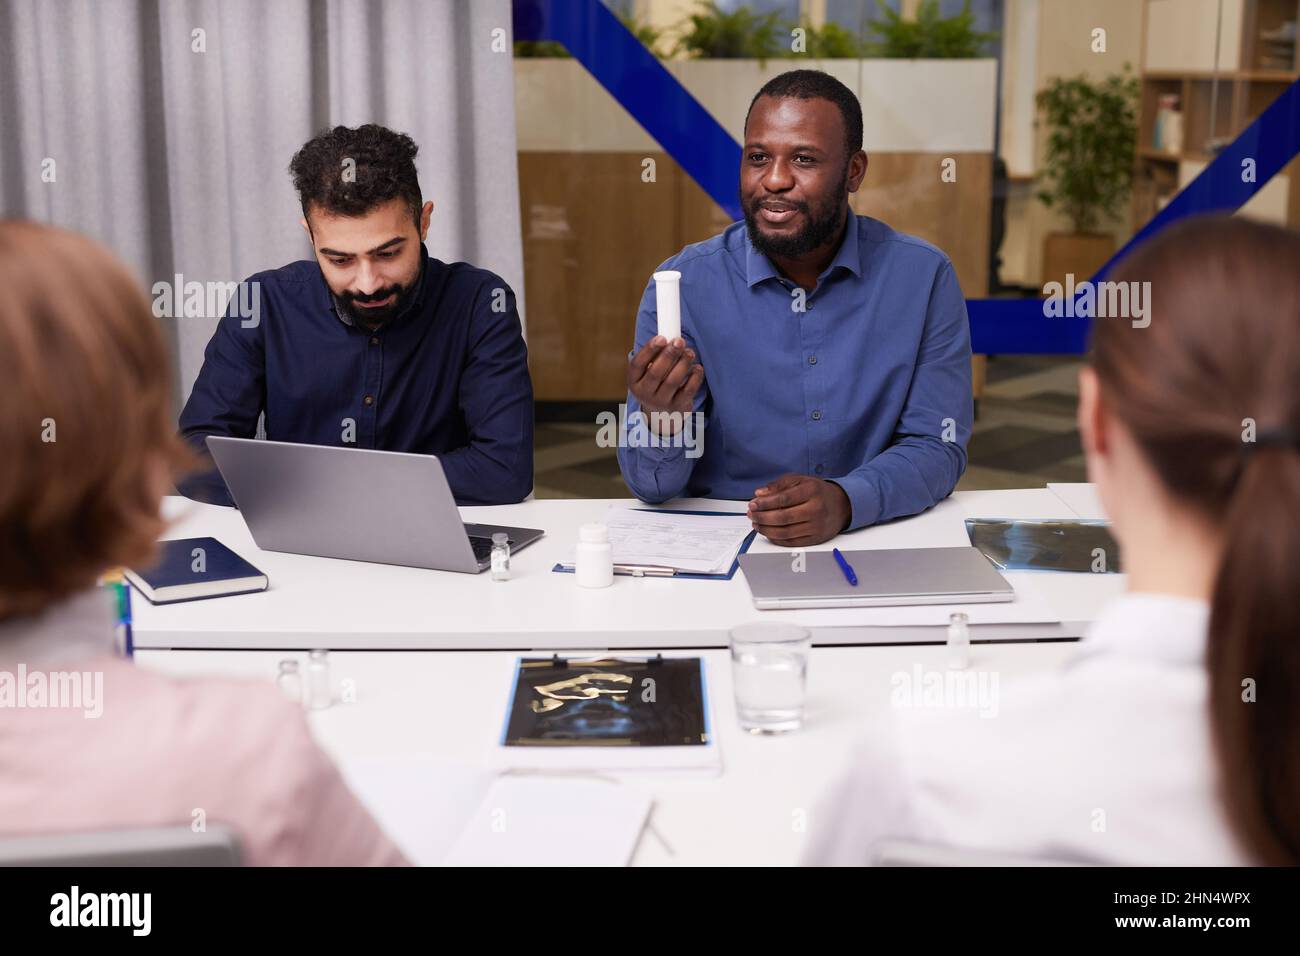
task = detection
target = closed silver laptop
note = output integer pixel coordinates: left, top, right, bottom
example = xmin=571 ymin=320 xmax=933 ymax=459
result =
xmin=739 ymin=547 xmax=1014 ymax=609
xmin=205 ymin=437 xmax=543 ymax=573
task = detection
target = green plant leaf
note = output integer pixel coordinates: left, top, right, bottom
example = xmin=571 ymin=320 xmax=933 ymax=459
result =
xmin=865 ymin=0 xmax=996 ymax=59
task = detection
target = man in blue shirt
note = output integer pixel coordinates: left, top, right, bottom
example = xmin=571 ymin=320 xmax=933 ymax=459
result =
xmin=619 ymin=70 xmax=972 ymax=547
xmin=178 ymin=124 xmax=533 ymax=506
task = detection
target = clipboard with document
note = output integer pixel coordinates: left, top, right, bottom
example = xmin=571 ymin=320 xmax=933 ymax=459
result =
xmin=552 ymin=507 xmax=757 ymax=580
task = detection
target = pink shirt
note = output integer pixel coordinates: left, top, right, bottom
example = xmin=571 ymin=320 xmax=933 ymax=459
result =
xmin=0 ymin=589 xmax=408 ymax=866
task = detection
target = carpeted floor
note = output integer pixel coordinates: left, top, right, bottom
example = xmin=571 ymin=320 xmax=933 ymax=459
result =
xmin=533 ymin=355 xmax=1086 ymax=499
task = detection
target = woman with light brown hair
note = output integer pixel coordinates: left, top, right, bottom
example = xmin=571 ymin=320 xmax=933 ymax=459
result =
xmin=806 ymin=214 xmax=1299 ymax=865
xmin=1087 ymin=214 xmax=1300 ymax=865
xmin=0 ymin=221 xmax=407 ymax=865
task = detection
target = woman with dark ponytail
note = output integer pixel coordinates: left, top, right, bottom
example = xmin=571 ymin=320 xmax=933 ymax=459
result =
xmin=804 ymin=214 xmax=1298 ymax=866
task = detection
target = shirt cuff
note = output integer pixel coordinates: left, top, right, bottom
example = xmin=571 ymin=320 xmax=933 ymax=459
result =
xmin=829 ymin=472 xmax=882 ymax=531
xmin=619 ymin=441 xmax=691 ymax=504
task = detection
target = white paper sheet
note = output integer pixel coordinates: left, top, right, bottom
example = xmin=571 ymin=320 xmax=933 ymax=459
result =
xmin=342 ymin=754 xmax=652 ymax=866
xmin=443 ymin=775 xmax=652 ymax=866
xmin=341 ymin=754 xmax=496 ymax=866
xmin=564 ymin=506 xmax=753 ymax=574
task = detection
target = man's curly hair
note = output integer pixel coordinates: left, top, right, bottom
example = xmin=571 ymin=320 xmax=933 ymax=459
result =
xmin=289 ymin=124 xmax=423 ymax=227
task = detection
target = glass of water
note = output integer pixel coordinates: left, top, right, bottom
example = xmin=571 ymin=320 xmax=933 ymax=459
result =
xmin=729 ymin=622 xmax=811 ymax=734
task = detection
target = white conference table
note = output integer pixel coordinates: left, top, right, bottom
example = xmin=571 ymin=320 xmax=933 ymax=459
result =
xmin=132 ymin=483 xmax=1112 ymax=865
xmin=133 ymin=485 xmax=1121 ymax=651
xmin=135 ymin=640 xmax=1081 ymax=866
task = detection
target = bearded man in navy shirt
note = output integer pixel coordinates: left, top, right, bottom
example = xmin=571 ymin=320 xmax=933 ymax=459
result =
xmin=178 ymin=124 xmax=533 ymax=506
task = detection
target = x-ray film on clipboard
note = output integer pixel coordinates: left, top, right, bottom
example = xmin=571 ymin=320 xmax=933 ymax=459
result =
xmin=964 ymin=518 xmax=1122 ymax=573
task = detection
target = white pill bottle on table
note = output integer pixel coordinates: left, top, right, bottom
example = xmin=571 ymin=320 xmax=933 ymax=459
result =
xmin=575 ymin=522 xmax=614 ymax=589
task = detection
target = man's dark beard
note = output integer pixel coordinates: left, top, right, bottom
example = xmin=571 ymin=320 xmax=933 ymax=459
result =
xmin=742 ymin=168 xmax=849 ymax=260
xmin=336 ymin=278 xmax=416 ymax=327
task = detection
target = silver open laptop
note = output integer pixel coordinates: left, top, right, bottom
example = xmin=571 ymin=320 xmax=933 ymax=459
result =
xmin=206 ymin=437 xmax=543 ymax=573
xmin=739 ymin=547 xmax=1014 ymax=609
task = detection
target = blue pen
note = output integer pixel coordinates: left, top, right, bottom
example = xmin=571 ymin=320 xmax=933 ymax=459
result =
xmin=832 ymin=548 xmax=858 ymax=587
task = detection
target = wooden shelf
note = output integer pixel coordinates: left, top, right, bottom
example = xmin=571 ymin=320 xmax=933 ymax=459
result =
xmin=1135 ymin=0 xmax=1300 ymax=229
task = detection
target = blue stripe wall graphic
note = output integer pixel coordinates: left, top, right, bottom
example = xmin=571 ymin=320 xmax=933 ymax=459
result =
xmin=512 ymin=0 xmax=1300 ymax=354
xmin=514 ymin=0 xmax=742 ymax=220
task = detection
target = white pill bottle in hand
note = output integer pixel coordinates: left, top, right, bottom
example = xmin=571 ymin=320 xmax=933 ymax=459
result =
xmin=653 ymin=270 xmax=681 ymax=342
xmin=575 ymin=522 xmax=614 ymax=589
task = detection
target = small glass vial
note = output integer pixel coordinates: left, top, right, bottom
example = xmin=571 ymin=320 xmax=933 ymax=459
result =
xmin=307 ymin=649 xmax=331 ymax=710
xmin=276 ymin=659 xmax=304 ymax=706
xmin=947 ymin=612 xmax=970 ymax=670
xmin=490 ymin=532 xmax=511 ymax=581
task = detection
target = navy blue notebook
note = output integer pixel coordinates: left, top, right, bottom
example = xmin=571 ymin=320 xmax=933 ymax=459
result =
xmin=125 ymin=537 xmax=268 ymax=605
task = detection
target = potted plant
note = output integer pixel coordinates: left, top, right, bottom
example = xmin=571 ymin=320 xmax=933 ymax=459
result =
xmin=1035 ymin=68 xmax=1139 ymax=286
xmin=792 ymin=19 xmax=868 ymax=59
xmin=865 ymin=0 xmax=997 ymax=58
xmin=671 ymin=1 xmax=786 ymax=60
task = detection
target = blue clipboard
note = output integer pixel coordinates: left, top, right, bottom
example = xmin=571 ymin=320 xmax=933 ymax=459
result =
xmin=551 ymin=508 xmax=757 ymax=581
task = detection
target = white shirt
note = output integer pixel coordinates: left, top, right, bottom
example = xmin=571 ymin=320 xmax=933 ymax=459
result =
xmin=802 ymin=593 xmax=1254 ymax=865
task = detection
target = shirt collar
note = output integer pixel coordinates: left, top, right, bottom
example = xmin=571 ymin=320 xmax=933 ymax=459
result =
xmin=323 ymin=243 xmax=431 ymax=330
xmin=744 ymin=211 xmax=862 ymax=289
xmin=744 ymin=231 xmax=782 ymax=288
xmin=0 ymin=588 xmax=118 ymax=667
xmin=1070 ymin=592 xmax=1210 ymax=668
xmin=823 ymin=211 xmax=862 ymax=280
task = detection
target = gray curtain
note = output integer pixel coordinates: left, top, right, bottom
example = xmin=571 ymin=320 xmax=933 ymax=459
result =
xmin=0 ymin=0 xmax=524 ymax=405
